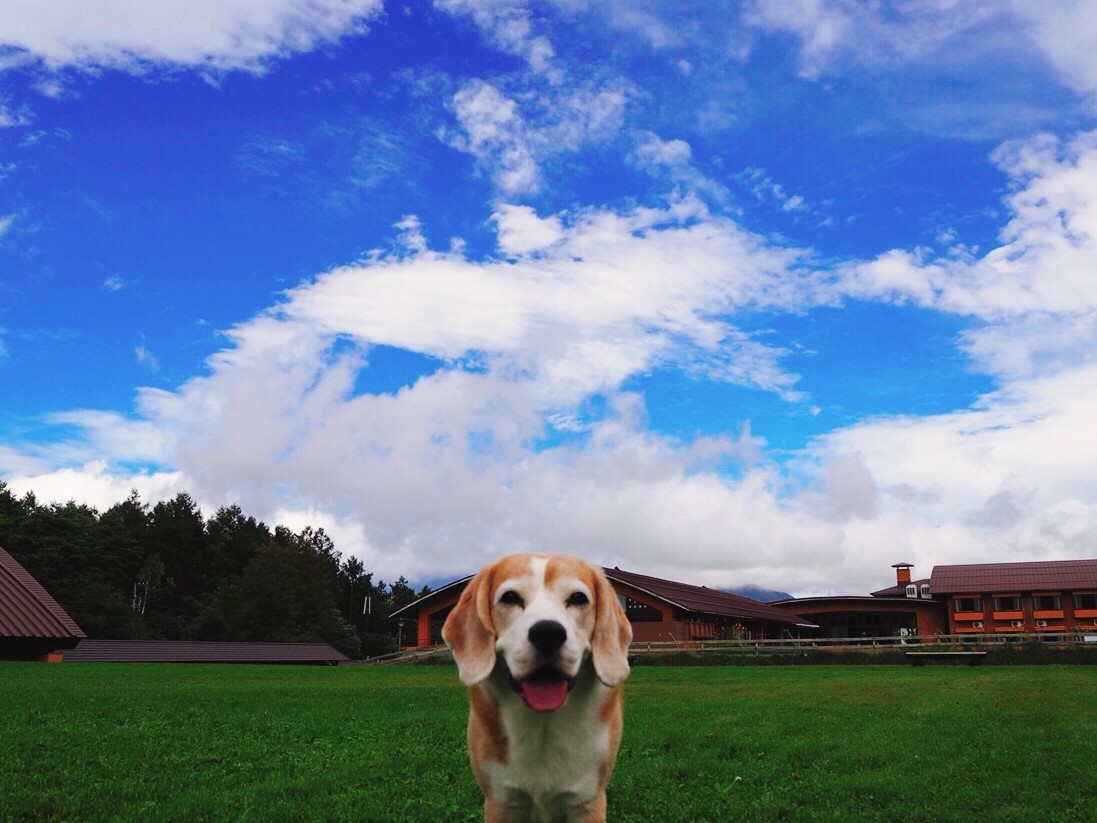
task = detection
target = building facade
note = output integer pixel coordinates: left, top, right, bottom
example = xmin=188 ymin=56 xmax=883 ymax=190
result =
xmin=391 ymin=565 xmax=816 ymax=648
xmin=770 ymin=564 xmax=948 ymax=639
xmin=931 ymin=560 xmax=1097 ymax=636
xmin=772 ymin=559 xmax=1097 ymax=640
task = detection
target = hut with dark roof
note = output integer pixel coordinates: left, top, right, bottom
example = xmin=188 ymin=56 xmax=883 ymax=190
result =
xmin=0 ymin=545 xmax=86 ymax=660
xmin=2 ymin=545 xmax=347 ymax=664
xmin=60 ymin=639 xmax=349 ymax=665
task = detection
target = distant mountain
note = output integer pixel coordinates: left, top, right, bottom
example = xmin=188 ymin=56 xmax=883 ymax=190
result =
xmin=725 ymin=585 xmax=793 ymax=604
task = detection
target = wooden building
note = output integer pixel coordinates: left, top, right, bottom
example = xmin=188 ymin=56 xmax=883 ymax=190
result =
xmin=771 ymin=559 xmax=1097 ymax=640
xmin=391 ymin=564 xmax=816 ymax=648
xmin=60 ymin=639 xmax=349 ymax=665
xmin=931 ymin=559 xmax=1097 ymax=636
xmin=2 ymin=545 xmax=346 ymax=664
xmin=0 ymin=545 xmax=85 ymax=660
xmin=770 ymin=563 xmax=947 ymax=639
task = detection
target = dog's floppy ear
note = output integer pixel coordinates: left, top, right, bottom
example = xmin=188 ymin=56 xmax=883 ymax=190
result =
xmin=590 ymin=566 xmax=632 ymax=687
xmin=443 ymin=564 xmax=498 ymax=685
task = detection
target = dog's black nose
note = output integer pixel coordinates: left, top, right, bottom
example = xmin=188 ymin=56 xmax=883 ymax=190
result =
xmin=528 ymin=620 xmax=567 ymax=653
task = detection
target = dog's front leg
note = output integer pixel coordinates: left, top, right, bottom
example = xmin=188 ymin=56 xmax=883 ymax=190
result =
xmin=484 ymin=799 xmax=507 ymax=823
xmin=567 ymin=792 xmax=607 ymax=823
xmin=484 ymin=797 xmax=533 ymax=823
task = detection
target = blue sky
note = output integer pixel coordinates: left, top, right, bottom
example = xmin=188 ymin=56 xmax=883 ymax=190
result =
xmin=3 ymin=1 xmax=1097 ymax=595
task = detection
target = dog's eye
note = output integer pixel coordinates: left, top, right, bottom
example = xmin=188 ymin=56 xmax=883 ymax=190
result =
xmin=566 ymin=591 xmax=590 ymax=607
xmin=499 ymin=590 xmax=524 ymax=607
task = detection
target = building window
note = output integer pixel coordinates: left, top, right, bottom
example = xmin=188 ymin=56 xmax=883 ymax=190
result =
xmin=920 ymin=584 xmax=931 ymax=599
xmin=1033 ymin=594 xmax=1061 ymax=611
xmin=1074 ymin=593 xmax=1097 ymax=610
xmin=905 ymin=584 xmax=918 ymax=598
xmin=955 ymin=597 xmax=982 ymax=613
xmin=994 ymin=596 xmax=1022 ymax=612
xmin=623 ymin=597 xmax=663 ymax=623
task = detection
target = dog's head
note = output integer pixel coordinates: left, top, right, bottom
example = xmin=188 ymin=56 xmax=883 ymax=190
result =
xmin=442 ymin=553 xmax=632 ymax=711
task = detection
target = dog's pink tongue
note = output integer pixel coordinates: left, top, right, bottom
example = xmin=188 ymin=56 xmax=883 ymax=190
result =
xmin=521 ymin=678 xmax=569 ymax=712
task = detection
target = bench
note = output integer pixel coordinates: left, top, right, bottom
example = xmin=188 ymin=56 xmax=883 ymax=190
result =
xmin=906 ymin=651 xmax=987 ymax=666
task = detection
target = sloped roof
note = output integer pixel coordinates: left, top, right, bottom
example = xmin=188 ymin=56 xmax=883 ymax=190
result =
xmin=391 ymin=565 xmax=816 ymax=627
xmin=61 ymin=640 xmax=349 ymax=664
xmin=870 ymin=578 xmax=931 ymax=597
xmin=0 ymin=546 xmax=85 ymax=640
xmin=931 ymin=559 xmax=1097 ymax=594
xmin=605 ymin=567 xmax=815 ymax=627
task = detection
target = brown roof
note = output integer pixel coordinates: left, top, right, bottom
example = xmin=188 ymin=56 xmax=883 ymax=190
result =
xmin=0 ymin=546 xmax=85 ymax=640
xmin=391 ymin=565 xmax=816 ymax=628
xmin=60 ymin=640 xmax=349 ymax=664
xmin=604 ymin=567 xmax=815 ymax=627
xmin=930 ymin=559 xmax=1097 ymax=594
xmin=870 ymin=578 xmax=931 ymax=597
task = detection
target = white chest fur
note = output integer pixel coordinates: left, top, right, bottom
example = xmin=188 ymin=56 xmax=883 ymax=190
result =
xmin=481 ymin=671 xmax=613 ymax=822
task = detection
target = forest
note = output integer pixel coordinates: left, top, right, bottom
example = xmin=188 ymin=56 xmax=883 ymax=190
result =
xmin=0 ymin=482 xmax=430 ymax=658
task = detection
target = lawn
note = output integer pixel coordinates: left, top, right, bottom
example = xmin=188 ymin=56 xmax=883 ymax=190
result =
xmin=1 ymin=663 xmax=1094 ymax=822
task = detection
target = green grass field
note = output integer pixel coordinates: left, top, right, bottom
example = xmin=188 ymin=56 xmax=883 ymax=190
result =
xmin=1 ymin=663 xmax=1095 ymax=822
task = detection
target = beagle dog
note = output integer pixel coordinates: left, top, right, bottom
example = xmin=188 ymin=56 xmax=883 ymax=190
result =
xmin=442 ymin=553 xmax=632 ymax=823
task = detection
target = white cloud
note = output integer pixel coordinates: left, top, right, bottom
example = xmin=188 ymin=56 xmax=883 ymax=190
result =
xmin=958 ymin=311 xmax=1097 ymax=381
xmin=547 ymin=82 xmax=631 ymax=150
xmin=0 ymin=0 xmax=383 ymax=75
xmin=803 ymin=362 xmax=1097 ymax=573
xmin=444 ymin=77 xmax=631 ymax=195
xmin=3 ymin=197 xmax=826 ymax=584
xmin=842 ymin=130 xmax=1097 ymax=331
xmin=26 ymin=136 xmax=1097 ymax=593
xmin=435 ymin=0 xmax=559 ymax=79
xmin=135 ymin=342 xmax=160 ymax=373
xmin=279 ymin=197 xmax=813 ymax=397
xmin=734 ymin=166 xmax=810 ymax=214
xmin=633 ymin=133 xmax=692 ymax=168
xmin=447 ymin=80 xmax=542 ymax=193
xmin=491 ymin=204 xmax=564 ymax=255
xmin=739 ymin=0 xmax=1097 ymax=115
xmin=3 ymin=460 xmax=185 ymax=511
xmin=799 ymin=129 xmax=1097 ymax=578
xmin=630 ymin=132 xmax=728 ymax=205
xmin=0 ymin=102 xmax=31 ymax=127
xmin=8 ymin=104 xmax=1097 ymax=594
xmin=1010 ymin=0 xmax=1097 ymax=102
xmin=235 ymin=136 xmax=306 ymax=176
xmin=743 ymin=1 xmax=1003 ymax=82
xmin=38 ymin=408 xmax=176 ymax=467
xmin=743 ymin=0 xmax=855 ymax=81
xmin=0 ymin=214 xmax=15 ymax=236
xmin=430 ymin=2 xmax=633 ymax=196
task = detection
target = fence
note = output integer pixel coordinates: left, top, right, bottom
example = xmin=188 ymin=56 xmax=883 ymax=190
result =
xmin=357 ymin=631 xmax=1097 ymax=664
xmin=355 ymin=645 xmax=450 ymax=665
xmin=627 ymin=631 xmax=1097 ymax=655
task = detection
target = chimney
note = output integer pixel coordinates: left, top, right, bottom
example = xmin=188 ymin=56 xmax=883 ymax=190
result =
xmin=892 ymin=563 xmax=913 ymax=585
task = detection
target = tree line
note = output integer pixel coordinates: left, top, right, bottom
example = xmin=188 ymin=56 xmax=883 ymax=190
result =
xmin=0 ymin=483 xmax=430 ymax=658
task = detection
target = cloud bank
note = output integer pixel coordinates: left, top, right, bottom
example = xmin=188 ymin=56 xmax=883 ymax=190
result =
xmin=0 ymin=0 xmax=382 ymax=74
xmin=8 ymin=123 xmax=1097 ymax=595
xmin=4 ymin=1 xmax=1097 ymax=597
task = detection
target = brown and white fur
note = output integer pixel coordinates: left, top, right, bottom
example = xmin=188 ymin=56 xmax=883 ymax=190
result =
xmin=442 ymin=553 xmax=632 ymax=823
